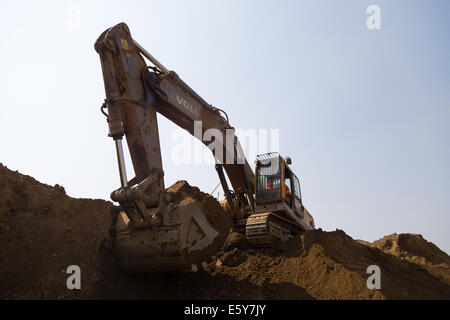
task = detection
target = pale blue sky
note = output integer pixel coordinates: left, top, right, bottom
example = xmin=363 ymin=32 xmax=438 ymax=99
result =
xmin=1 ymin=1 xmax=449 ymax=253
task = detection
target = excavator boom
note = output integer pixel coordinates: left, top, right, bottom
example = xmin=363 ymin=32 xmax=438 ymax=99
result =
xmin=95 ymin=23 xmax=254 ymax=216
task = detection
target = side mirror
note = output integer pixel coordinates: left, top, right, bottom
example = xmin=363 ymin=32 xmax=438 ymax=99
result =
xmin=285 ymin=157 xmax=292 ymax=165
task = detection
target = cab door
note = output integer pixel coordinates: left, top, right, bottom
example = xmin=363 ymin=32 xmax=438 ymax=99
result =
xmin=292 ymin=174 xmax=305 ymax=218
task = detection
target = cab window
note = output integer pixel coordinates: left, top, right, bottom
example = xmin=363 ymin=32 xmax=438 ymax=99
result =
xmin=256 ymin=158 xmax=282 ymax=202
xmin=293 ymin=175 xmax=302 ymax=200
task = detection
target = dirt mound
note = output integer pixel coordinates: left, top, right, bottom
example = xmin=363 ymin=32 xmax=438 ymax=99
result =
xmin=214 ymin=230 xmax=450 ymax=299
xmin=364 ymin=233 xmax=450 ymax=286
xmin=0 ymin=163 xmax=115 ymax=299
xmin=370 ymin=233 xmax=450 ymax=265
xmin=1 ymin=163 xmax=449 ymax=299
xmin=167 ymin=179 xmax=233 ymax=250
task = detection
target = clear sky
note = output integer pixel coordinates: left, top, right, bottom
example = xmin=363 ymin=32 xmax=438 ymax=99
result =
xmin=1 ymin=1 xmax=449 ymax=253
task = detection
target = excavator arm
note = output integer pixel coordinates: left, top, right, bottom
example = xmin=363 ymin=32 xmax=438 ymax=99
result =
xmin=95 ymin=23 xmax=254 ymax=220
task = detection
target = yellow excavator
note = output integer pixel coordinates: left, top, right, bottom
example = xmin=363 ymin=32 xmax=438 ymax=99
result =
xmin=95 ymin=23 xmax=315 ymax=273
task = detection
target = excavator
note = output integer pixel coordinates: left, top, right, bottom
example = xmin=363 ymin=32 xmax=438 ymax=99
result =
xmin=95 ymin=23 xmax=315 ymax=273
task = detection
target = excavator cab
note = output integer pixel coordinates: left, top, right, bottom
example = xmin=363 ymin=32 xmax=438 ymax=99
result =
xmin=246 ymin=153 xmax=315 ymax=246
xmin=255 ymin=153 xmax=302 ymax=213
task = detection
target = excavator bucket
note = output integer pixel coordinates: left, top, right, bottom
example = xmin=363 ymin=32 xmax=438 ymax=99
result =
xmin=113 ymin=181 xmax=233 ymax=273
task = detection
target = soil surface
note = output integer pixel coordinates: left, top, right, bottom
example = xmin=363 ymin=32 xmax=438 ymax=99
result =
xmin=1 ymin=163 xmax=449 ymax=299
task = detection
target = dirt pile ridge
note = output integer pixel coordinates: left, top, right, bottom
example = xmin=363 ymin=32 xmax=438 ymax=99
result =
xmin=364 ymin=233 xmax=450 ymax=286
xmin=0 ymin=163 xmax=115 ymax=299
xmin=1 ymin=163 xmax=449 ymax=299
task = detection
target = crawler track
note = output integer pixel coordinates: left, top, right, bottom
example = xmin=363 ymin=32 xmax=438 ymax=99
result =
xmin=245 ymin=212 xmax=303 ymax=247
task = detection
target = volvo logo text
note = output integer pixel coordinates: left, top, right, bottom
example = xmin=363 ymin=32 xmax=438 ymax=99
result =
xmin=176 ymin=94 xmax=199 ymax=116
